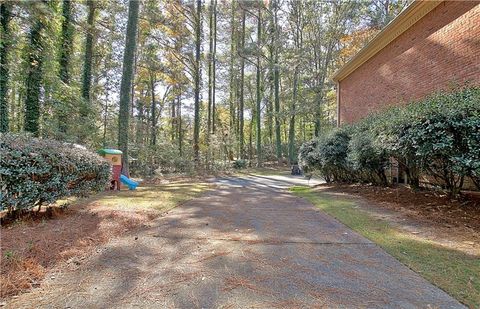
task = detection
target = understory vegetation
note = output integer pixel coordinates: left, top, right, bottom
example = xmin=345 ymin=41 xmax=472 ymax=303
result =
xmin=299 ymin=86 xmax=480 ymax=196
xmin=0 ymin=0 xmax=409 ymax=176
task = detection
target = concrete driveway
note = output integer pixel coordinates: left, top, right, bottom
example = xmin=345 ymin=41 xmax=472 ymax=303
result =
xmin=7 ymin=174 xmax=463 ymax=308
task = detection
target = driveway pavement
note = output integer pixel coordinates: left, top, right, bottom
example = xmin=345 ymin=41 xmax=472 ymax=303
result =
xmin=7 ymin=175 xmax=464 ymax=308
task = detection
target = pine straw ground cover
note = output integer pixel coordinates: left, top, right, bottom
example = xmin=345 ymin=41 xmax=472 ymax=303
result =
xmin=0 ymin=180 xmax=210 ymax=299
xmin=291 ymin=185 xmax=480 ymax=308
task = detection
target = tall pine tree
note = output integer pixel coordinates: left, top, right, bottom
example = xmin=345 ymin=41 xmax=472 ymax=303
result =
xmin=0 ymin=2 xmax=12 ymax=132
xmin=118 ymin=0 xmax=140 ymax=175
xmin=81 ymin=0 xmax=95 ymax=106
xmin=193 ymin=0 xmax=202 ymax=164
xmin=24 ymin=8 xmax=46 ymax=136
xmin=58 ymin=0 xmax=74 ymax=134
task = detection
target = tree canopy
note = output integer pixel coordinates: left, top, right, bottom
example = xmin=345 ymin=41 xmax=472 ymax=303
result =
xmin=0 ymin=0 xmax=409 ymax=174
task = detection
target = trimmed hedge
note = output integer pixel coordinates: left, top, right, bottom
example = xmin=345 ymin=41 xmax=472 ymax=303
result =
xmin=299 ymin=86 xmax=480 ymax=195
xmin=0 ymin=134 xmax=111 ymax=214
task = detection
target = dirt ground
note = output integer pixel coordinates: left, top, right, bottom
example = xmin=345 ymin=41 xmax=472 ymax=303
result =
xmin=0 ymin=198 xmax=158 ymax=298
xmin=3 ymin=175 xmax=463 ymax=308
xmin=0 ymin=179 xmax=209 ymax=299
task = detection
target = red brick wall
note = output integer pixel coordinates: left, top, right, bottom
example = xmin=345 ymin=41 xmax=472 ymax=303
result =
xmin=338 ymin=1 xmax=480 ymax=125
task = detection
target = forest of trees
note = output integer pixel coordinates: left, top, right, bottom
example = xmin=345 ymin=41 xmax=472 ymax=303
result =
xmin=0 ymin=0 xmax=409 ymax=175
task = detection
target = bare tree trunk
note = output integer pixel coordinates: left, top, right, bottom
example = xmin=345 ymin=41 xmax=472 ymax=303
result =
xmin=212 ymin=0 xmax=217 ymax=134
xmin=229 ymin=0 xmax=236 ymax=135
xmin=273 ymin=0 xmax=282 ymax=162
xmin=193 ymin=0 xmax=202 ymax=165
xmin=171 ymin=94 xmax=176 ymax=142
xmin=239 ymin=7 xmax=246 ymax=159
xmin=177 ymin=94 xmax=182 ymax=156
xmin=288 ymin=68 xmax=298 ymax=164
xmin=149 ymin=72 xmax=157 ymax=146
xmin=24 ymin=17 xmax=45 ymax=136
xmin=255 ymin=6 xmax=262 ymax=166
xmin=207 ymin=0 xmax=213 ymax=138
xmin=136 ymin=90 xmax=144 ymax=145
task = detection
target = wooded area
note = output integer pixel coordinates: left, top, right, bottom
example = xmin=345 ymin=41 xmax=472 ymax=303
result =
xmin=0 ymin=0 xmax=409 ymax=175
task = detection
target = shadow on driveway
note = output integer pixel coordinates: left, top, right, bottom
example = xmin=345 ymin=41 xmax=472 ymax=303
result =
xmin=7 ymin=175 xmax=464 ymax=308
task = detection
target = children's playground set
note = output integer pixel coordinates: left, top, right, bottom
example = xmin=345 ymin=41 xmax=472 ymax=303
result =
xmin=97 ymin=149 xmax=139 ymax=191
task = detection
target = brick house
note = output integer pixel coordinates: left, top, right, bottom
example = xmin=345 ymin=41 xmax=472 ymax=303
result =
xmin=333 ymin=0 xmax=480 ymax=126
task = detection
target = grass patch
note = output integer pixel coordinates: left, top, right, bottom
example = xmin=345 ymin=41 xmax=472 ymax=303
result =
xmin=86 ymin=182 xmax=210 ymax=212
xmin=290 ymin=186 xmax=480 ymax=308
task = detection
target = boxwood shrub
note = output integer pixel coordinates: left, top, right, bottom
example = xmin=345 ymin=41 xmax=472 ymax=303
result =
xmin=299 ymin=85 xmax=480 ymax=195
xmin=0 ymin=134 xmax=111 ymax=215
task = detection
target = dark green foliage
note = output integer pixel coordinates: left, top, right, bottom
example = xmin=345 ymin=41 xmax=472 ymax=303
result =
xmin=298 ymin=139 xmax=320 ymax=174
xmin=300 ymin=86 xmax=480 ymax=195
xmin=348 ymin=131 xmax=389 ymax=185
xmin=0 ymin=2 xmax=11 ymax=133
xmin=367 ymin=86 xmax=480 ymax=193
xmin=299 ymin=128 xmax=352 ymax=183
xmin=24 ymin=19 xmax=45 ymax=136
xmin=399 ymin=88 xmax=480 ymax=195
xmin=316 ymin=128 xmax=352 ymax=183
xmin=0 ymin=134 xmax=111 ymax=214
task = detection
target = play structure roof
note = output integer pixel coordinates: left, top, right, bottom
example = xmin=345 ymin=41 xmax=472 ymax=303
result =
xmin=98 ymin=148 xmax=123 ymax=155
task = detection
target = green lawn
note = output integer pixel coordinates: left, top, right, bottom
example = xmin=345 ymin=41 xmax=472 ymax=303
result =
xmin=290 ymin=186 xmax=480 ymax=308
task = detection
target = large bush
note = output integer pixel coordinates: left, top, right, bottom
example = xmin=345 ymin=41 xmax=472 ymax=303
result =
xmin=298 ymin=139 xmax=320 ymax=174
xmin=348 ymin=131 xmax=389 ymax=186
xmin=317 ymin=128 xmax=353 ymax=183
xmin=298 ymin=86 xmax=480 ymax=195
xmin=399 ymin=88 xmax=480 ymax=194
xmin=0 ymin=134 xmax=111 ymax=214
xmin=299 ymin=128 xmax=353 ymax=183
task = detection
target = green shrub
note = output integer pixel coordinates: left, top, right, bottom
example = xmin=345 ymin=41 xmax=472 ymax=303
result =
xmin=298 ymin=139 xmax=320 ymax=174
xmin=0 ymin=134 xmax=111 ymax=215
xmin=348 ymin=131 xmax=389 ymax=185
xmin=317 ymin=128 xmax=353 ymax=183
xmin=401 ymin=88 xmax=480 ymax=194
xmin=298 ymin=85 xmax=480 ymax=194
xmin=298 ymin=128 xmax=353 ymax=183
xmin=359 ymin=103 xmax=423 ymax=188
xmin=232 ymin=159 xmax=248 ymax=169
